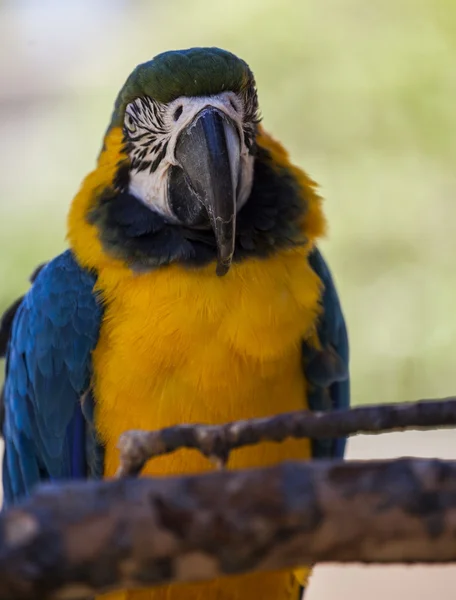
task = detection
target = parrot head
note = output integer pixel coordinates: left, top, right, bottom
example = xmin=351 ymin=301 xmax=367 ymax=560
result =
xmin=107 ymin=47 xmax=258 ymax=276
xmin=71 ymin=48 xmax=324 ymax=275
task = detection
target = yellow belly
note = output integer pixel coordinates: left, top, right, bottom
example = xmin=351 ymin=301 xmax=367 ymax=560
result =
xmin=92 ymin=249 xmax=321 ymax=600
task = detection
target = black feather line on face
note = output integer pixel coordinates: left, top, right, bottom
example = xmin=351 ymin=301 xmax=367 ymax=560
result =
xmin=113 ymin=161 xmax=131 ymax=192
xmin=88 ymin=145 xmax=307 ymax=272
xmin=150 ymin=143 xmax=168 ymax=173
xmin=241 ymin=84 xmax=261 ymax=152
xmin=123 ymin=96 xmax=169 ymax=171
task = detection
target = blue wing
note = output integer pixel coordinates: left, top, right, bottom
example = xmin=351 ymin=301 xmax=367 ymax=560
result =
xmin=2 ymin=250 xmax=103 ymax=507
xmin=304 ymin=247 xmax=350 ymax=460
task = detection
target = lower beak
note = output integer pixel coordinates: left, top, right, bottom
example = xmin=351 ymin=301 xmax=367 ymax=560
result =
xmin=170 ymin=107 xmax=240 ymax=276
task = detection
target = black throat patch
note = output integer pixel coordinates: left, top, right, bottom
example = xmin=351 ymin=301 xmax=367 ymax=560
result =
xmin=87 ymin=146 xmax=308 ymax=272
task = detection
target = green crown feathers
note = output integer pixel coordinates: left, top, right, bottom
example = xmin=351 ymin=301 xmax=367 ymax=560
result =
xmin=108 ymin=47 xmax=255 ymax=129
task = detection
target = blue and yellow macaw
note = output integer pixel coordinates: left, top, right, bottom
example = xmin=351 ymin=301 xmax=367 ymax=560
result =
xmin=1 ymin=48 xmax=349 ymax=600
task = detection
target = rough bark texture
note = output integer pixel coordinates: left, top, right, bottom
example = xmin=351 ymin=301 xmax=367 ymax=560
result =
xmin=1 ymin=458 xmax=456 ymax=599
xmin=116 ymin=397 xmax=456 ymax=476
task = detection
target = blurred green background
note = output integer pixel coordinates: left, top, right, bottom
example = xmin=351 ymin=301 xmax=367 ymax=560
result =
xmin=1 ymin=0 xmax=455 ymax=405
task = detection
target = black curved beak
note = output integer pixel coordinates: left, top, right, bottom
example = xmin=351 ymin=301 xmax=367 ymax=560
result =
xmin=172 ymin=107 xmax=240 ymax=276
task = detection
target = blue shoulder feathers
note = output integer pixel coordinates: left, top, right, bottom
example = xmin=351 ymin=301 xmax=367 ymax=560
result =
xmin=2 ymin=250 xmax=103 ymax=506
xmin=304 ymin=247 xmax=350 ymax=460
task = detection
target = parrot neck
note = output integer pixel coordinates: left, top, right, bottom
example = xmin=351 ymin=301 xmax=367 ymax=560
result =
xmin=67 ymin=126 xmax=326 ymax=274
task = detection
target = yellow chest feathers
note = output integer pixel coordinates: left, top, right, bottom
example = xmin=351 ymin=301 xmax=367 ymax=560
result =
xmin=92 ymin=247 xmax=321 ymax=478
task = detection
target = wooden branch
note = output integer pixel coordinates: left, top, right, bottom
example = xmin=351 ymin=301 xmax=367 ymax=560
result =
xmin=1 ymin=457 xmax=456 ymax=599
xmin=117 ymin=397 xmax=456 ymax=476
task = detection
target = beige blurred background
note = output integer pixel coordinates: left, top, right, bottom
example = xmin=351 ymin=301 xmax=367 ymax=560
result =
xmin=0 ymin=0 xmax=455 ymax=597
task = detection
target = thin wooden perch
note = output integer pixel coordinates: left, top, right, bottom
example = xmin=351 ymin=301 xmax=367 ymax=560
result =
xmin=117 ymin=397 xmax=456 ymax=476
xmin=1 ymin=457 xmax=456 ymax=600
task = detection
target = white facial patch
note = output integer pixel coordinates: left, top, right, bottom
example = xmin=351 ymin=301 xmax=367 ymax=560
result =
xmin=123 ymin=92 xmax=255 ymax=221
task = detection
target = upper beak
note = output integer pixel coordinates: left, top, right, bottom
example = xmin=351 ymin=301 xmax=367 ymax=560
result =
xmin=171 ymin=107 xmax=241 ymax=276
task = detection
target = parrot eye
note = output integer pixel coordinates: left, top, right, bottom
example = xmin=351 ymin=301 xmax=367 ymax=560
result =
xmin=173 ymin=105 xmax=183 ymax=122
xmin=124 ymin=113 xmax=137 ymax=133
xmin=229 ymin=99 xmax=238 ymax=112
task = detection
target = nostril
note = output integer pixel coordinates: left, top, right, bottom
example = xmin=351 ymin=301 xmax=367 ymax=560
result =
xmin=173 ymin=106 xmax=183 ymax=121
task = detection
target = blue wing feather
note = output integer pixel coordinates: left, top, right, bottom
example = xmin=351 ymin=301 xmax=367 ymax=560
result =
xmin=305 ymin=247 xmax=350 ymax=460
xmin=2 ymin=250 xmax=103 ymax=507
